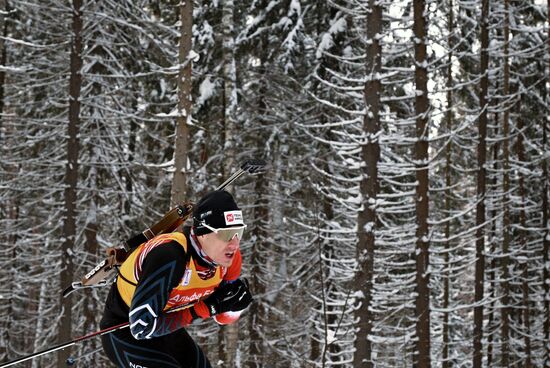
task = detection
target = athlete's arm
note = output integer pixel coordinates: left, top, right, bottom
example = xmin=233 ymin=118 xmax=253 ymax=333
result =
xmin=128 ymin=241 xmax=187 ymax=339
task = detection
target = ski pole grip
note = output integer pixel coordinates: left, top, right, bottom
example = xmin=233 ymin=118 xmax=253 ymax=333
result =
xmin=216 ymin=159 xmax=267 ymax=191
xmin=241 ymin=159 xmax=267 ymax=174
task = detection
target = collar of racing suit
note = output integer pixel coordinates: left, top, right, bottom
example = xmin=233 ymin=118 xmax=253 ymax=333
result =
xmin=188 ymin=228 xmax=219 ymax=268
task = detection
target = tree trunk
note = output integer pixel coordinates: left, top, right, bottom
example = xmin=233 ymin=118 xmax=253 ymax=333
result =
xmin=413 ymin=0 xmax=431 ymax=366
xmin=543 ymin=115 xmax=550 ymax=368
xmin=222 ymin=0 xmax=237 ymax=176
xmin=82 ymin=32 xmax=106 ymax=347
xmin=310 ymin=2 xmax=337 ymax=364
xmin=58 ymin=0 xmax=83 ymax=364
xmin=515 ymin=114 xmax=531 ymax=367
xmin=31 ymin=281 xmax=48 ymax=368
xmin=218 ymin=1 xmax=239 ymax=365
xmin=472 ymin=0 xmax=489 ymax=366
xmin=124 ymin=118 xmax=137 ymax=217
xmin=544 ymin=1 xmax=550 ymax=365
xmin=0 ymin=1 xmax=10 ymax=359
xmin=246 ymin=19 xmax=270 ymax=365
xmin=247 ymin=175 xmax=268 ymax=368
xmin=543 ymin=119 xmax=550 ymax=367
xmin=500 ymin=1 xmax=511 ymax=365
xmin=170 ymin=0 xmax=193 ymax=206
xmin=354 ymin=0 xmax=382 ymax=366
xmin=3 ymin=202 xmax=18 ymax=362
xmin=443 ymin=2 xmax=454 ymax=367
xmin=487 ymin=112 xmax=499 ymax=368
xmin=0 ymin=0 xmax=8 ymax=139
xmin=83 ymin=221 xmax=99 ymax=328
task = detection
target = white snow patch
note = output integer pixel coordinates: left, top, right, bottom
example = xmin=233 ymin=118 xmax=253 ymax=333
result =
xmin=364 ymin=222 xmax=375 ymax=233
xmin=316 ymin=17 xmax=347 ymax=59
xmin=326 ymin=329 xmax=337 ymax=345
xmin=188 ymin=50 xmax=200 ymax=62
xmin=197 ymin=77 xmax=216 ymax=107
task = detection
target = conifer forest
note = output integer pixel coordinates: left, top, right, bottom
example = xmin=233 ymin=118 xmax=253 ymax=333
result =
xmin=1 ymin=0 xmax=550 ymax=367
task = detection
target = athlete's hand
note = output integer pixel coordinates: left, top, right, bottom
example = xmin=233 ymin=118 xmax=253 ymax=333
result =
xmin=203 ymin=278 xmax=252 ymax=316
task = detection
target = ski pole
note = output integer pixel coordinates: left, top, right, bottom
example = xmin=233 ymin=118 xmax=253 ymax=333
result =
xmin=65 ymin=346 xmax=103 ymax=366
xmin=0 ymin=323 xmax=129 ymax=368
xmin=216 ymin=159 xmax=267 ymax=190
xmin=0 ymin=301 xmax=201 ymax=367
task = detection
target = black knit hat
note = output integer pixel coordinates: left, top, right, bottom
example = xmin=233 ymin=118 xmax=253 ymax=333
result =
xmin=193 ymin=190 xmax=243 ymax=236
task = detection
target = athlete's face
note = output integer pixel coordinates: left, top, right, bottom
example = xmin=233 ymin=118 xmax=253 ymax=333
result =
xmin=198 ymin=232 xmax=240 ymax=267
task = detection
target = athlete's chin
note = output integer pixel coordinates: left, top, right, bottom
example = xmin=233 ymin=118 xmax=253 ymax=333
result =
xmin=215 ymin=251 xmax=236 ymax=267
xmin=218 ymin=259 xmax=233 ymax=267
xmin=215 ymin=256 xmax=234 ymax=268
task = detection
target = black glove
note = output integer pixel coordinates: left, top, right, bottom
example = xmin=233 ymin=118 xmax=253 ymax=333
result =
xmin=203 ymin=278 xmax=253 ymax=316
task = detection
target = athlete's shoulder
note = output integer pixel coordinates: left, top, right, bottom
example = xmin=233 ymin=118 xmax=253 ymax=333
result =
xmin=143 ymin=240 xmax=185 ymax=263
xmin=136 ymin=236 xmax=187 ymax=277
xmin=151 ymin=232 xmax=188 ymax=247
xmin=139 ymin=233 xmax=187 ymax=259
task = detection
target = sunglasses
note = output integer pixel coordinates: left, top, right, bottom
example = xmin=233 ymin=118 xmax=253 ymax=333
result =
xmin=200 ymin=222 xmax=247 ymax=242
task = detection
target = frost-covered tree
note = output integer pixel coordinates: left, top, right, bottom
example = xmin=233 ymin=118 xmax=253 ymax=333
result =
xmin=0 ymin=0 xmax=189 ymax=365
xmin=1 ymin=0 xmax=549 ymax=367
xmin=473 ymin=0 xmax=490 ymax=366
xmin=170 ymin=0 xmax=192 ymax=206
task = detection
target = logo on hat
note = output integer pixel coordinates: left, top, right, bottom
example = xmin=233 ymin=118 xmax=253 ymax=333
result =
xmin=224 ymin=210 xmax=243 ymax=226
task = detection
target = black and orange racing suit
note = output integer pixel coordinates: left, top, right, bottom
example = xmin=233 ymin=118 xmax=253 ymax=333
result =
xmin=100 ymin=228 xmax=243 ymax=368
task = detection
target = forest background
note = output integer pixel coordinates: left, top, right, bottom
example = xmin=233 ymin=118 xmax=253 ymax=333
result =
xmin=0 ymin=0 xmax=549 ymax=367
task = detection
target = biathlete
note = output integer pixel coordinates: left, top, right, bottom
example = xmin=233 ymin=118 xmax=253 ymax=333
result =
xmin=100 ymin=190 xmax=253 ymax=367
